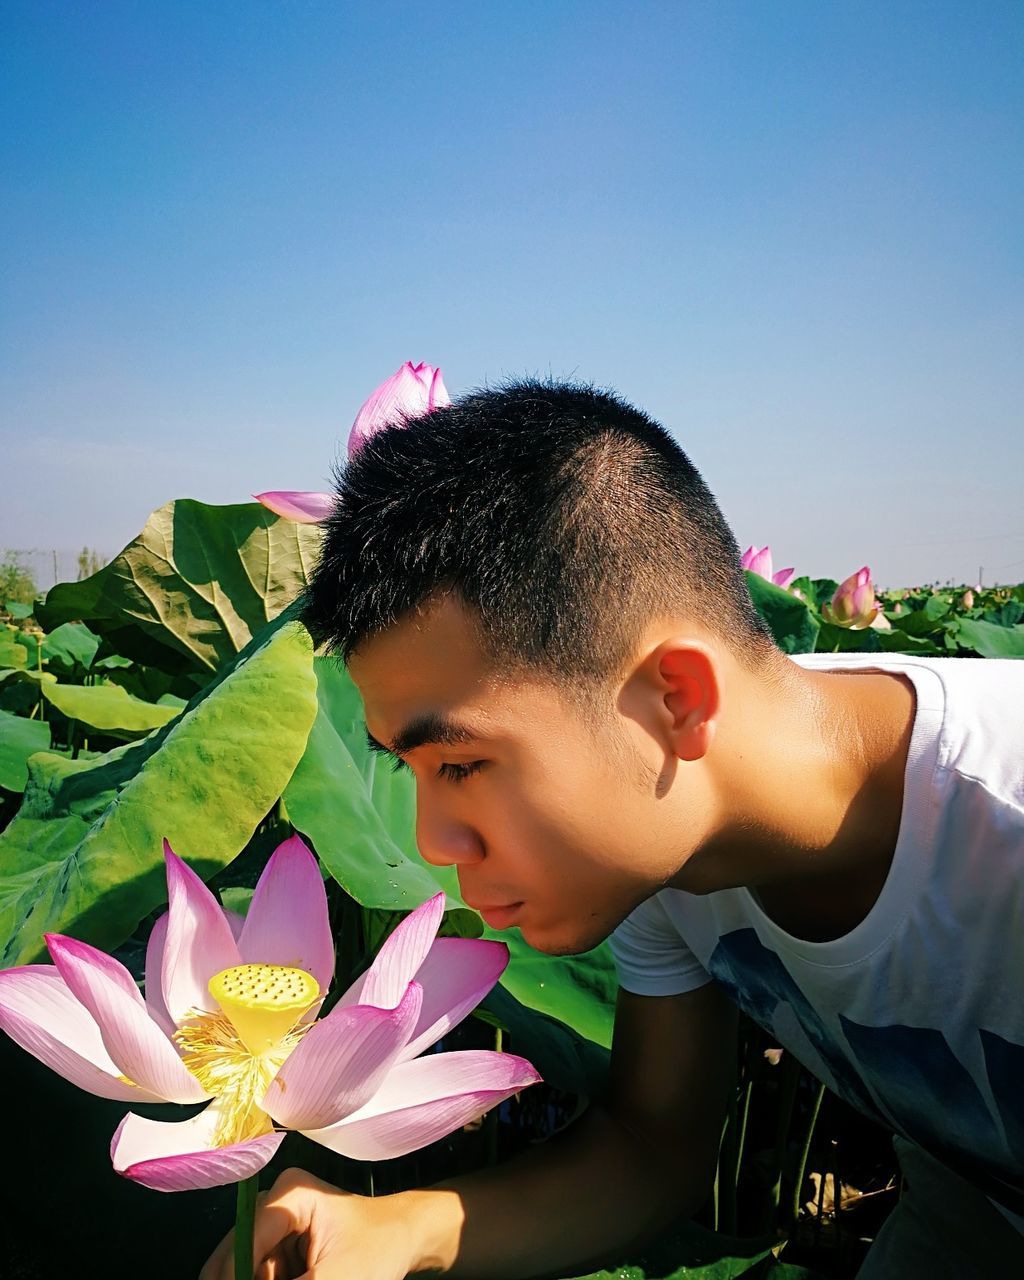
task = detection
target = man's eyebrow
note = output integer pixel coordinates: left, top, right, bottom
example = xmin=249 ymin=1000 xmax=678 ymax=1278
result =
xmin=364 ymin=712 xmax=479 ymax=759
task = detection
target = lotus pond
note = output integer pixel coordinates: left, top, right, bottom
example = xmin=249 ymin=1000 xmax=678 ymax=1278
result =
xmin=1 ymin=498 xmax=1022 ymax=1279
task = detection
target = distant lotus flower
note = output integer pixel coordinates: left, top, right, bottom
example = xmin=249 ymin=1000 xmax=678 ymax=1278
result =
xmin=741 ymin=545 xmax=795 ymax=590
xmin=961 ymin=589 xmax=975 ymax=610
xmin=823 ymin=567 xmax=880 ymax=629
xmin=0 ymin=836 xmax=536 ymax=1192
xmin=255 ymin=361 xmax=451 ymax=523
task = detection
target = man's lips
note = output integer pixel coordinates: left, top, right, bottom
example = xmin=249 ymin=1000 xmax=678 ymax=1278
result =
xmin=467 ymin=901 xmax=524 ymax=930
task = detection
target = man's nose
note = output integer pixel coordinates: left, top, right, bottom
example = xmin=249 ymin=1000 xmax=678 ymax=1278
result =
xmin=416 ymin=810 xmax=485 ymax=867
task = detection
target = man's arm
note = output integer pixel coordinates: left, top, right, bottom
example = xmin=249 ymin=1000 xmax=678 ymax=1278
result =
xmin=202 ymin=980 xmax=737 ymax=1280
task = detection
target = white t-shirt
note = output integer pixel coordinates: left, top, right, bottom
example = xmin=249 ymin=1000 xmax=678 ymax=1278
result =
xmin=609 ymin=652 xmax=1024 ymax=1225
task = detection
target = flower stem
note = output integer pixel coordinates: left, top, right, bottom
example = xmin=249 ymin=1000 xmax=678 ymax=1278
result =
xmin=234 ymin=1174 xmax=259 ymax=1280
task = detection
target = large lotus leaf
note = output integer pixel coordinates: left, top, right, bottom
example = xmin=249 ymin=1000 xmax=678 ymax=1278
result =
xmin=983 ymin=600 xmax=1024 ymax=628
xmin=13 ymin=632 xmax=41 ymax=668
xmin=0 ymin=614 xmax=317 ymax=967
xmin=40 ymin=681 xmax=181 ymax=739
xmin=0 ymin=641 xmax=27 ymax=669
xmin=953 ymin=618 xmax=1024 ymax=658
xmin=478 ymin=982 xmax=609 ymax=1099
xmin=36 ymin=500 xmax=322 ymax=674
xmin=41 ymin=621 xmax=101 ymax=673
xmin=0 ymin=668 xmax=55 ymax=690
xmin=745 ymin=573 xmax=820 ymax=655
xmin=486 ymin=928 xmax=617 ymax=1049
xmin=4 ymin=602 xmax=34 ymax=621
xmin=0 ymin=709 xmax=51 ymax=793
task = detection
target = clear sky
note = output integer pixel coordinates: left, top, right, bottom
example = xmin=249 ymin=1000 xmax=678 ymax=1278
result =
xmin=2 ymin=1 xmax=1022 ymax=589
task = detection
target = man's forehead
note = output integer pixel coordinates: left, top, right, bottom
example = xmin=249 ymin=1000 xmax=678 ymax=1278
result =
xmin=353 ymin=593 xmax=491 ymax=706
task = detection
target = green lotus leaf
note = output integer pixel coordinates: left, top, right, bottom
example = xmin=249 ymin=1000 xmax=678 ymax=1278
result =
xmin=0 ymin=641 xmax=27 ymax=669
xmin=0 ymin=709 xmax=51 ymax=792
xmin=41 ymin=622 xmax=101 ymax=673
xmin=745 ymin=573 xmax=820 ymax=655
xmin=36 ymin=500 xmax=322 ymax=675
xmin=40 ymin=681 xmax=181 ymax=740
xmin=953 ymin=618 xmax=1024 ymax=658
xmin=0 ymin=613 xmax=317 ymax=967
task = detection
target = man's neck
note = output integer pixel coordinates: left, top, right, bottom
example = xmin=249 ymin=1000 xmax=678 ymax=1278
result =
xmin=670 ymin=660 xmax=917 ymax=942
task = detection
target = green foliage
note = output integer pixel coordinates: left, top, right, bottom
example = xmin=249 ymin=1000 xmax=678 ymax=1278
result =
xmin=745 ymin=574 xmax=819 ymax=654
xmin=76 ymin=546 xmax=106 ymax=580
xmin=490 ymin=929 xmax=616 ymax=1050
xmin=0 ymin=639 xmax=27 ymax=669
xmin=744 ymin=574 xmax=1024 ymax=660
xmin=951 ymin=618 xmax=1024 ymax=658
xmin=40 ymin=681 xmax=182 ymax=740
xmin=0 ymin=615 xmax=317 ymax=967
xmin=41 ymin=621 xmax=101 ymax=674
xmin=0 ymin=552 xmax=38 ymax=606
xmin=37 ymin=499 xmax=322 ymax=675
xmin=0 ymin=708 xmax=50 ymax=792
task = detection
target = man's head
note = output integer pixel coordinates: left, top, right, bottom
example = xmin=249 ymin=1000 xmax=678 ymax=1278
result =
xmin=302 ymin=381 xmax=784 ymax=952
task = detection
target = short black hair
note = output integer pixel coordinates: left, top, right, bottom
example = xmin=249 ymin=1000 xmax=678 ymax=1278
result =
xmin=302 ymin=380 xmax=776 ymax=685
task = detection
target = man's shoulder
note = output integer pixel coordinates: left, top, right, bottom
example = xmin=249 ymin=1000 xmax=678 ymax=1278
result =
xmin=792 ymin=652 xmax=1024 ymax=809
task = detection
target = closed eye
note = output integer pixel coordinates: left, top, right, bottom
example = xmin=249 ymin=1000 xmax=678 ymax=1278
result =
xmin=438 ymin=761 xmax=485 ymax=783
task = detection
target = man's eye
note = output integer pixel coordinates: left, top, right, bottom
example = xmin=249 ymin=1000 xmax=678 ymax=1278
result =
xmin=389 ymin=756 xmax=411 ymax=775
xmin=437 ymin=761 xmax=485 ymax=783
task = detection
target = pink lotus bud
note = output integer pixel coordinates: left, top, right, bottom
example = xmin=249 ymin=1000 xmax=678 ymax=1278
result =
xmin=347 ymin=361 xmax=451 ymax=458
xmin=823 ymin=567 xmax=879 ymax=629
xmin=961 ymin=589 xmax=975 ymax=610
xmin=740 ymin=545 xmax=795 ymax=589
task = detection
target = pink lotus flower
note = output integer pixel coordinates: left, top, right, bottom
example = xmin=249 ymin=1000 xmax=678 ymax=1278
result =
xmin=256 ymin=362 xmax=451 ymax=523
xmin=740 ymin=545 xmax=795 ymax=590
xmin=0 ymin=836 xmax=536 ymax=1192
xmin=822 ymin=567 xmax=880 ymax=629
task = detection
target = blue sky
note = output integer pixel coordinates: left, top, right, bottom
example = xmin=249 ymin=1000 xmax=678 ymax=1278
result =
xmin=2 ymin=1 xmax=1022 ymax=588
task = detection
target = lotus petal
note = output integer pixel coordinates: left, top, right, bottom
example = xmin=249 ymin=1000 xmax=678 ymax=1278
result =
xmin=161 ymin=842 xmax=241 ymax=1025
xmin=143 ymin=914 xmax=176 ymax=1038
xmin=145 ymin=905 xmax=245 ymax=1038
xmin=263 ymin=982 xmax=423 ymax=1131
xmin=254 ymin=491 xmax=335 ymax=524
xmin=238 ymin=835 xmax=334 ymax=992
xmin=348 ymin=362 xmax=451 ymax=458
xmin=397 ymin=937 xmax=510 ymax=1061
xmin=301 ymin=1050 xmax=541 ymax=1161
xmin=357 ymin=893 xmax=446 ymax=1010
xmin=747 ymin=546 xmax=773 ymax=580
xmin=46 ymin=934 xmax=207 ymax=1103
xmin=772 ymin=567 xmax=795 ymax=589
xmin=111 ymin=1102 xmax=283 ymax=1192
xmin=0 ymin=965 xmax=166 ymax=1102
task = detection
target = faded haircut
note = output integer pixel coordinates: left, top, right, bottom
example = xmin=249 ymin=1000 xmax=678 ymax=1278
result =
xmin=301 ymin=380 xmax=776 ymax=687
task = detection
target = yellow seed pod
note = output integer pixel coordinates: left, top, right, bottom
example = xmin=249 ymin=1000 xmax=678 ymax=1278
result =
xmin=209 ymin=963 xmax=320 ymax=1056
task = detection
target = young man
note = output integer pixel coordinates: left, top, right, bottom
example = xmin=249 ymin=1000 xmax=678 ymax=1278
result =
xmin=204 ymin=382 xmax=1024 ymax=1279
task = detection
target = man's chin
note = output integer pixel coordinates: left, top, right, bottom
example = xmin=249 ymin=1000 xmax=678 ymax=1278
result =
xmin=518 ymin=918 xmax=613 ymax=957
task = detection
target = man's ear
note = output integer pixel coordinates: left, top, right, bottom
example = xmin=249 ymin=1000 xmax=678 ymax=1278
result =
xmin=654 ymin=641 xmax=720 ymax=762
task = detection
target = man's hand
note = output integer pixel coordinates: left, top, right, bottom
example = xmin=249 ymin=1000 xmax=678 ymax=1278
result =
xmin=200 ymin=1167 xmax=416 ymax=1280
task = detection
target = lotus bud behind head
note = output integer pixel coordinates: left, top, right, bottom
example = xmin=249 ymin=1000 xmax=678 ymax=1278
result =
xmin=347 ymin=361 xmax=450 ymax=458
xmin=740 ymin=545 xmax=795 ymax=590
xmin=255 ymin=361 xmax=451 ymax=522
xmin=823 ymin=567 xmax=880 ymax=629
